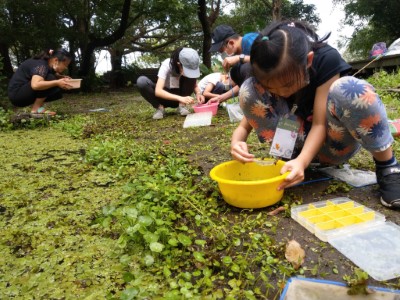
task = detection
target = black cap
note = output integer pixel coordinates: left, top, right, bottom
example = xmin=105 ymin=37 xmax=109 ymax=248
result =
xmin=209 ymin=25 xmax=236 ymax=53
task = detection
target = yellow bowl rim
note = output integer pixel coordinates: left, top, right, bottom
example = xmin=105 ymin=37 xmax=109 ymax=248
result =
xmin=209 ymin=160 xmax=289 ymax=185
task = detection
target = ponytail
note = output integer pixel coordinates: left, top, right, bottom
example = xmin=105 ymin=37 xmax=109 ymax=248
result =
xmin=170 ymin=47 xmax=183 ymax=76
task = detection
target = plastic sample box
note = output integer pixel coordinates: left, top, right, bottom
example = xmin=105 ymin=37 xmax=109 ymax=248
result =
xmin=291 ymin=197 xmax=400 ymax=281
xmin=291 ymin=197 xmax=385 ymax=242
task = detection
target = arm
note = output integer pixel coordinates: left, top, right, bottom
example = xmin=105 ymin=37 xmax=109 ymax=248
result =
xmin=31 ymin=75 xmax=72 ymax=90
xmin=230 ymin=117 xmax=255 ymax=162
xmin=202 ymin=83 xmax=220 ymax=99
xmin=155 ymin=77 xmax=195 ymax=105
xmin=56 ymin=73 xmax=71 ymax=79
xmin=209 ymin=85 xmax=240 ymax=104
xmin=278 ymin=74 xmax=340 ymax=189
xmin=223 ymin=55 xmax=250 ymax=71
xmin=194 ymin=84 xmax=205 ymax=104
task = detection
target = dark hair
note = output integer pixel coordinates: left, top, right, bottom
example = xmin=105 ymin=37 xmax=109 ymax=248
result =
xmin=170 ymin=47 xmax=183 ymax=76
xmin=250 ymin=20 xmax=330 ymax=86
xmin=33 ymin=48 xmax=73 ymax=62
xmin=230 ymin=63 xmax=253 ymax=87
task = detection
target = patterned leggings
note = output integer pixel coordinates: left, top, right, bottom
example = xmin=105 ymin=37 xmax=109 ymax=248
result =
xmin=320 ymin=76 xmax=393 ymax=164
xmin=240 ymin=76 xmax=394 ymax=165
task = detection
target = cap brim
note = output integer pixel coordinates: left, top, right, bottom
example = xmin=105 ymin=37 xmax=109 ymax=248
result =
xmin=209 ymin=41 xmax=224 ymax=53
xmin=182 ymin=66 xmax=200 ymax=78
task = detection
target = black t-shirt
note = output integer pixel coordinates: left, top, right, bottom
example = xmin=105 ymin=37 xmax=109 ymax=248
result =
xmin=8 ymin=58 xmax=54 ymax=93
xmin=287 ymin=44 xmax=351 ymax=131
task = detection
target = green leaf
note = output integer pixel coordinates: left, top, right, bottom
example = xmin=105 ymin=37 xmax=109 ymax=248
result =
xmin=203 ymin=267 xmax=212 ymax=278
xmin=117 ymin=234 xmax=128 ymax=249
xmin=143 ymin=232 xmax=159 ymax=243
xmin=144 ymin=254 xmax=154 ymax=266
xmin=195 ymin=239 xmax=206 ymax=246
xmin=178 ymin=234 xmax=192 ymax=246
xmin=120 ymin=287 xmax=139 ymax=300
xmin=119 ymin=254 xmax=131 ymax=265
xmin=231 ymin=264 xmax=241 ymax=273
xmin=149 ymin=242 xmax=164 ymax=253
xmin=193 ymin=251 xmax=206 ymax=262
xmin=163 ymin=266 xmax=172 ymax=277
xmin=123 ymin=272 xmax=134 ymax=283
xmin=222 ymin=256 xmax=232 ymax=265
xmin=168 ymin=238 xmax=179 ymax=247
xmin=138 ymin=215 xmax=153 ymax=226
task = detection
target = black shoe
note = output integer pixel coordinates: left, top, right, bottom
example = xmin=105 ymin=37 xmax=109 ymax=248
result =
xmin=376 ymin=163 xmax=400 ymax=208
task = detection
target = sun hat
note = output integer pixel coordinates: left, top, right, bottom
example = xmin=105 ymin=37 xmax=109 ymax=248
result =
xmin=179 ymin=48 xmax=201 ymax=78
xmin=209 ymin=25 xmax=236 ymax=53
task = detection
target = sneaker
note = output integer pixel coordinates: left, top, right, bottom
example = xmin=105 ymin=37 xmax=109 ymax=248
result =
xmin=176 ymin=106 xmax=190 ymax=116
xmin=376 ymin=163 xmax=400 ymax=208
xmin=152 ymin=108 xmax=165 ymax=120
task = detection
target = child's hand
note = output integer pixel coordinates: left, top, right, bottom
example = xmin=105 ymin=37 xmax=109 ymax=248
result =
xmin=278 ymin=158 xmax=306 ymax=190
xmin=231 ymin=141 xmax=255 ymax=163
xmin=179 ymin=96 xmax=195 ymax=104
xmin=196 ymin=93 xmax=205 ymax=104
xmin=209 ymin=96 xmax=221 ymax=104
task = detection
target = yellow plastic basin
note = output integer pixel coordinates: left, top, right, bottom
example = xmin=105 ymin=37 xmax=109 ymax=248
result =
xmin=210 ymin=159 xmax=288 ymax=209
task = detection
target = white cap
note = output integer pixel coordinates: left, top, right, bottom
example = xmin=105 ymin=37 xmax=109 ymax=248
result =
xmin=179 ymin=48 xmax=200 ymax=78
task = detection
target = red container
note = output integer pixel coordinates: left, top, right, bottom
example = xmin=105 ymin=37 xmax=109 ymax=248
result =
xmin=389 ymin=119 xmax=400 ymax=137
xmin=193 ymin=102 xmax=219 ymax=116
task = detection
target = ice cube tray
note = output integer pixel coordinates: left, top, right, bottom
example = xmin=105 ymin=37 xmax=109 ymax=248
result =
xmin=291 ymin=197 xmax=386 ymax=242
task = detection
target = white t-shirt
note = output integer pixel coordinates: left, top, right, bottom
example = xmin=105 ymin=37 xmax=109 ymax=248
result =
xmin=198 ymin=73 xmax=221 ymax=93
xmin=157 ymin=59 xmax=181 ymax=89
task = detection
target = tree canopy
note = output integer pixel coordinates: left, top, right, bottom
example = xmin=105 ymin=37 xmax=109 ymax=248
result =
xmin=0 ymin=0 xmax=320 ymax=89
xmin=334 ymin=0 xmax=400 ymax=59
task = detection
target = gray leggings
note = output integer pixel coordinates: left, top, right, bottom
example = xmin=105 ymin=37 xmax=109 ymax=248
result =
xmin=136 ymin=76 xmax=196 ymax=108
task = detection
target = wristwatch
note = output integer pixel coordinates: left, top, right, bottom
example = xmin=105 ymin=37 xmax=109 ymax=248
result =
xmin=239 ymin=54 xmax=245 ymax=64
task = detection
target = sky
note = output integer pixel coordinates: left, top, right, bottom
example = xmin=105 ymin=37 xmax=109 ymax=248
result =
xmin=95 ymin=1 xmax=354 ymax=73
xmin=302 ymin=0 xmax=353 ymax=52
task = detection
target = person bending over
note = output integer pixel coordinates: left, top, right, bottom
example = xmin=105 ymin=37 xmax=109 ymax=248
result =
xmin=137 ymin=47 xmax=204 ymax=120
xmin=198 ymin=72 xmax=238 ymax=104
xmin=8 ymin=48 xmax=73 ymax=117
xmin=231 ymin=20 xmax=400 ymax=208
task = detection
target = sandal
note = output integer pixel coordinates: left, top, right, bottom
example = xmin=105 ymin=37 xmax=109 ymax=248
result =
xmin=30 ymin=107 xmax=56 ymax=118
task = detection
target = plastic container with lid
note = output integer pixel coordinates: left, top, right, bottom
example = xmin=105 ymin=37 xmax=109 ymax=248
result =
xmin=291 ymin=197 xmax=400 ymax=281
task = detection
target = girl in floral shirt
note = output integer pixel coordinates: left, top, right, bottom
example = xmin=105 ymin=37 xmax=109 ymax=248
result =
xmin=231 ymin=20 xmax=400 ymax=208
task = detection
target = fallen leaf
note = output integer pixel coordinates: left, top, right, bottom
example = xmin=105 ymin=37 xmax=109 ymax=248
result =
xmin=285 ymin=239 xmax=305 ymax=270
xmin=267 ymin=206 xmax=286 ymax=216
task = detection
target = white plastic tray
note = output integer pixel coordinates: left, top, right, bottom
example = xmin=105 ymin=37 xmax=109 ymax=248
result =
xmin=183 ymin=112 xmax=212 ymax=128
xmin=291 ymin=197 xmax=385 ymax=241
xmin=291 ymin=198 xmax=400 ymax=281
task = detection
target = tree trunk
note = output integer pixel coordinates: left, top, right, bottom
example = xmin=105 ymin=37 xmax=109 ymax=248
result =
xmin=0 ymin=43 xmax=14 ymax=79
xmin=79 ymin=0 xmax=132 ymax=78
xmin=198 ymin=0 xmax=222 ymax=70
xmin=198 ymin=0 xmax=211 ymax=68
xmin=272 ymin=0 xmax=282 ymax=21
xmin=109 ymin=48 xmax=125 ymax=88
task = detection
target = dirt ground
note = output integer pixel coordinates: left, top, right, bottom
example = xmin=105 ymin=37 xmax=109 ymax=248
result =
xmin=8 ymin=89 xmax=400 ymax=295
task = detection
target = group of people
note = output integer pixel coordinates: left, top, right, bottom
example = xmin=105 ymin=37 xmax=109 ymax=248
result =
xmin=137 ymin=23 xmax=259 ymax=120
xmin=8 ymin=20 xmax=400 ymax=208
